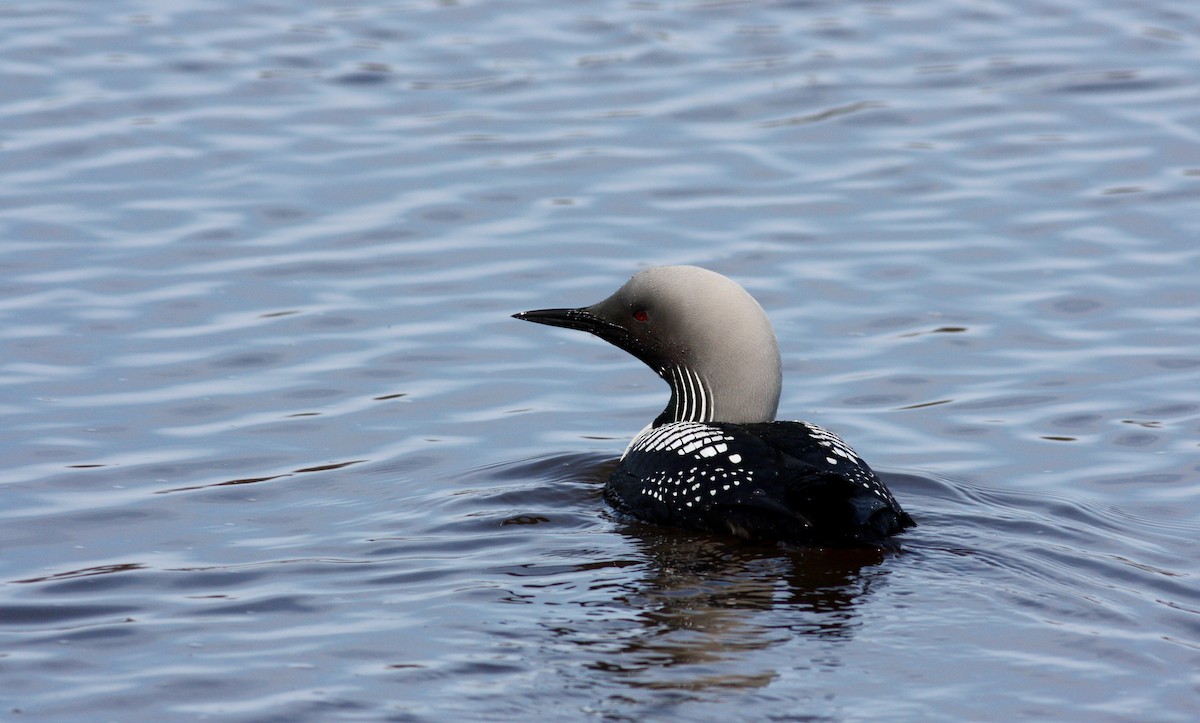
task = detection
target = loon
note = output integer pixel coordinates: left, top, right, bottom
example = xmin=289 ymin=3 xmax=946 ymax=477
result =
xmin=514 ymin=265 xmax=915 ymax=546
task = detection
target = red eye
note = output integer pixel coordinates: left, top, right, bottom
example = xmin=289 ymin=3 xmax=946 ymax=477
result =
xmin=633 ymin=309 xmax=649 ymax=322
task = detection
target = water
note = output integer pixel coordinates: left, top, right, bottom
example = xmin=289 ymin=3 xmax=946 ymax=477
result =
xmin=2 ymin=0 xmax=1199 ymax=719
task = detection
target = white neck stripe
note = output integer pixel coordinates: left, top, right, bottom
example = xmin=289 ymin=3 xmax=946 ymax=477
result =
xmin=663 ymin=364 xmax=712 ymax=424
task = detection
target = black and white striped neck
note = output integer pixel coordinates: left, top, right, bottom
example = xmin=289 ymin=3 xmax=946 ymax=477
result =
xmin=654 ymin=364 xmax=714 ymax=426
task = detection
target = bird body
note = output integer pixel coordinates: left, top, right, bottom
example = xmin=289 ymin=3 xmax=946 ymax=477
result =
xmin=515 ymin=265 xmax=914 ymax=546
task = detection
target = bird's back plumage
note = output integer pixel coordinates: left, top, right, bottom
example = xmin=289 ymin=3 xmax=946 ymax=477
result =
xmin=607 ymin=420 xmax=914 ymax=546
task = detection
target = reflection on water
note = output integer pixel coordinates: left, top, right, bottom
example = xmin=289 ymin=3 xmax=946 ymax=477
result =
xmin=592 ymin=532 xmax=890 ymax=689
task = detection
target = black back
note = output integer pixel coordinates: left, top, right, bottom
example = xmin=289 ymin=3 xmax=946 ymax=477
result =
xmin=605 ymin=421 xmax=915 ymax=547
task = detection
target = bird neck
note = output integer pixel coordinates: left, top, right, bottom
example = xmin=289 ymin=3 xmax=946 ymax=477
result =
xmin=652 ymin=359 xmax=780 ymax=426
xmin=655 ymin=364 xmax=714 ymax=426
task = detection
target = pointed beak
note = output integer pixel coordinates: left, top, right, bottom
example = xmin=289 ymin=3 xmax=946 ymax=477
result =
xmin=513 ymin=307 xmax=627 ymax=340
xmin=513 ymin=307 xmax=599 ymax=331
xmin=514 ymin=303 xmax=662 ymax=369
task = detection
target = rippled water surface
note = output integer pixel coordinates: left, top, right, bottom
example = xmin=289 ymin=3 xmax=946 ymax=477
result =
xmin=3 ymin=0 xmax=1199 ymax=719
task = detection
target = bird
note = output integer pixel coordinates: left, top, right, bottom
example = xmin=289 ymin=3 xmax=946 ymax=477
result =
xmin=514 ymin=265 xmax=915 ymax=547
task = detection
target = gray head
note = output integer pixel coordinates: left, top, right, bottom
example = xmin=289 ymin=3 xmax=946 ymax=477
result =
xmin=514 ymin=265 xmax=781 ymax=426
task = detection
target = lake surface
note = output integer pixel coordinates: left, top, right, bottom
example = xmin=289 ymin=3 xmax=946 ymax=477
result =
xmin=2 ymin=0 xmax=1199 ymax=719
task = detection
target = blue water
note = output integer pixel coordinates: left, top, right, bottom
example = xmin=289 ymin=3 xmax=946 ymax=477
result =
xmin=2 ymin=0 xmax=1199 ymax=719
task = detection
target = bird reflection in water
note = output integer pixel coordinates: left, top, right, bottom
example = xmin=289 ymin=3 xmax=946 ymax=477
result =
xmin=581 ymin=525 xmax=891 ymax=691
